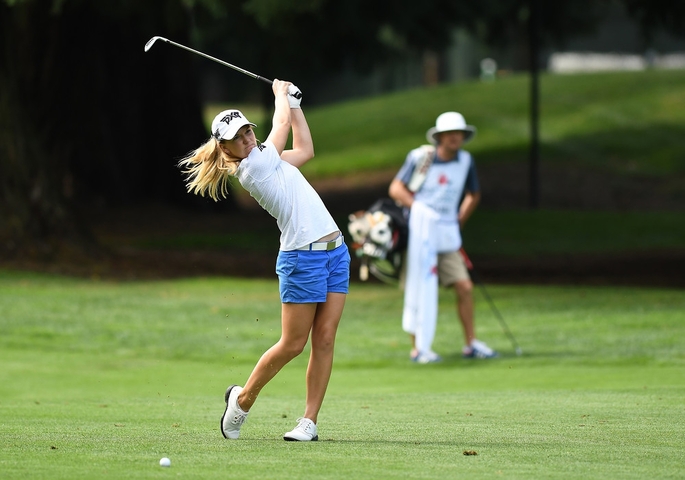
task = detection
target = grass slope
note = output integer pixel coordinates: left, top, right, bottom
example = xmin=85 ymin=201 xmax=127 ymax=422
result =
xmin=299 ymin=69 xmax=685 ymax=179
xmin=1 ymin=270 xmax=684 ymax=479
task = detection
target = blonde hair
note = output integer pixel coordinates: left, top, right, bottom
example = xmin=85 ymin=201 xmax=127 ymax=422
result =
xmin=178 ymin=137 xmax=240 ymax=201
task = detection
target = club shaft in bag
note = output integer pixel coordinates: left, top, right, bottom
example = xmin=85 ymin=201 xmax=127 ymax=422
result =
xmin=460 ymin=248 xmax=522 ymax=356
xmin=144 ymin=36 xmax=273 ymax=85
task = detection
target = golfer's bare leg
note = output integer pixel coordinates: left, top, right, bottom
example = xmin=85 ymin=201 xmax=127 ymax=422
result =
xmin=238 ymin=302 xmax=316 ymax=411
xmin=303 ymin=292 xmax=346 ymax=424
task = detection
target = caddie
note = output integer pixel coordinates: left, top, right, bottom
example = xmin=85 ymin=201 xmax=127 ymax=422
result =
xmin=388 ymin=111 xmax=497 ymax=363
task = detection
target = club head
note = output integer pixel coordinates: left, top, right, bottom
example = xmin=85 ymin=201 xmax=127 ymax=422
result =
xmin=144 ymin=36 xmax=166 ymax=52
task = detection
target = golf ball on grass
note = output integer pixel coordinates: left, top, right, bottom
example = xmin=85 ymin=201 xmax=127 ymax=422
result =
xmin=159 ymin=457 xmax=171 ymax=467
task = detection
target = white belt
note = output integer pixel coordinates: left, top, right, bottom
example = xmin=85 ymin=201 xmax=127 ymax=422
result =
xmin=297 ymin=235 xmax=344 ymax=251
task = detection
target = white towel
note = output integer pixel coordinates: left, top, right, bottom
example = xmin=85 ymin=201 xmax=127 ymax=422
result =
xmin=402 ymin=201 xmax=440 ymax=354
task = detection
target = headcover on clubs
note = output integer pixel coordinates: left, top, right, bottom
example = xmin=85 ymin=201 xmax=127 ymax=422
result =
xmin=347 ymin=198 xmax=408 ymax=283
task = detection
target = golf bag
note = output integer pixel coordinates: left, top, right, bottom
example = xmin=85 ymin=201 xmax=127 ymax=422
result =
xmin=347 ymin=198 xmax=408 ymax=283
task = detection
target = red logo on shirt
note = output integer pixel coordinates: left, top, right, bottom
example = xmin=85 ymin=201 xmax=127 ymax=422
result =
xmin=438 ymin=174 xmax=449 ymax=185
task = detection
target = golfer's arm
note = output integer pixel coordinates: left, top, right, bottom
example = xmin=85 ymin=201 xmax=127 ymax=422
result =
xmin=266 ymin=82 xmax=292 ymax=155
xmin=281 ymin=109 xmax=314 ymax=167
xmin=389 ymin=178 xmax=414 ymax=208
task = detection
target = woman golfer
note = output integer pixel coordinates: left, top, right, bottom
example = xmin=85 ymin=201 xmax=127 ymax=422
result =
xmin=179 ymin=79 xmax=350 ymax=441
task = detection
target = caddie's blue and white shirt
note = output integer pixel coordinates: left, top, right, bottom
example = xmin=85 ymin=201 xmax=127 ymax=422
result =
xmin=395 ymin=147 xmax=480 ymax=223
xmin=236 ymin=141 xmax=339 ymax=251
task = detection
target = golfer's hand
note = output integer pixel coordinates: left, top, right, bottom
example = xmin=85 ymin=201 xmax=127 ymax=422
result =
xmin=272 ymin=79 xmax=290 ymax=99
xmin=288 ymin=84 xmax=302 ymax=109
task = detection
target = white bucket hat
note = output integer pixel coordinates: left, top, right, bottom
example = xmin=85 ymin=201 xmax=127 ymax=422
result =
xmin=211 ymin=109 xmax=257 ymax=141
xmin=425 ymin=111 xmax=476 ymax=145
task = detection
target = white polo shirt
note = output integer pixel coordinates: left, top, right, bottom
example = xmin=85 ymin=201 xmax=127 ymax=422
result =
xmin=236 ymin=141 xmax=339 ymax=251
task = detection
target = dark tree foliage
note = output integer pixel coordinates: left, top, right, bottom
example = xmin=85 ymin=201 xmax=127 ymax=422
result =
xmin=0 ymin=0 xmax=680 ymax=261
xmin=188 ymin=1 xmax=627 ymax=105
xmin=623 ymin=0 xmax=685 ymax=42
xmin=190 ymin=0 xmax=468 ymax=105
xmin=457 ymin=0 xmax=608 ymax=48
xmin=0 ymin=0 xmax=212 ymax=259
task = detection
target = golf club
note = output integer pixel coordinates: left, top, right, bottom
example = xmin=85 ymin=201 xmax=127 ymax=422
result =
xmin=144 ymin=36 xmax=273 ymax=85
xmin=460 ymin=248 xmax=523 ymax=356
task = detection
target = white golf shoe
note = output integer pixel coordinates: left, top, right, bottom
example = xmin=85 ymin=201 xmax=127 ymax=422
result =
xmin=463 ymin=339 xmax=498 ymax=359
xmin=283 ymin=417 xmax=318 ymax=441
xmin=411 ymin=349 xmax=442 ymax=364
xmin=221 ymin=385 xmax=248 ymax=439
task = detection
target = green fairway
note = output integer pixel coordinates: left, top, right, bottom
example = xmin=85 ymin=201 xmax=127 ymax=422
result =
xmin=1 ymin=270 xmax=683 ymax=479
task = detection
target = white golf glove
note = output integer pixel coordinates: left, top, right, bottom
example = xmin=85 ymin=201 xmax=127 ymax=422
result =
xmin=288 ymin=84 xmax=302 ymax=109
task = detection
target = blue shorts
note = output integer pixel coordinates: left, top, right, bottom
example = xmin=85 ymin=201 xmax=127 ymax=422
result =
xmin=276 ymin=242 xmax=350 ymax=303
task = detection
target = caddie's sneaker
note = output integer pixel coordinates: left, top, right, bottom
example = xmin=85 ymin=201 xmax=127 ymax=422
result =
xmin=463 ymin=339 xmax=498 ymax=359
xmin=411 ymin=349 xmax=442 ymax=364
xmin=221 ymin=385 xmax=248 ymax=439
xmin=283 ymin=417 xmax=318 ymax=441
